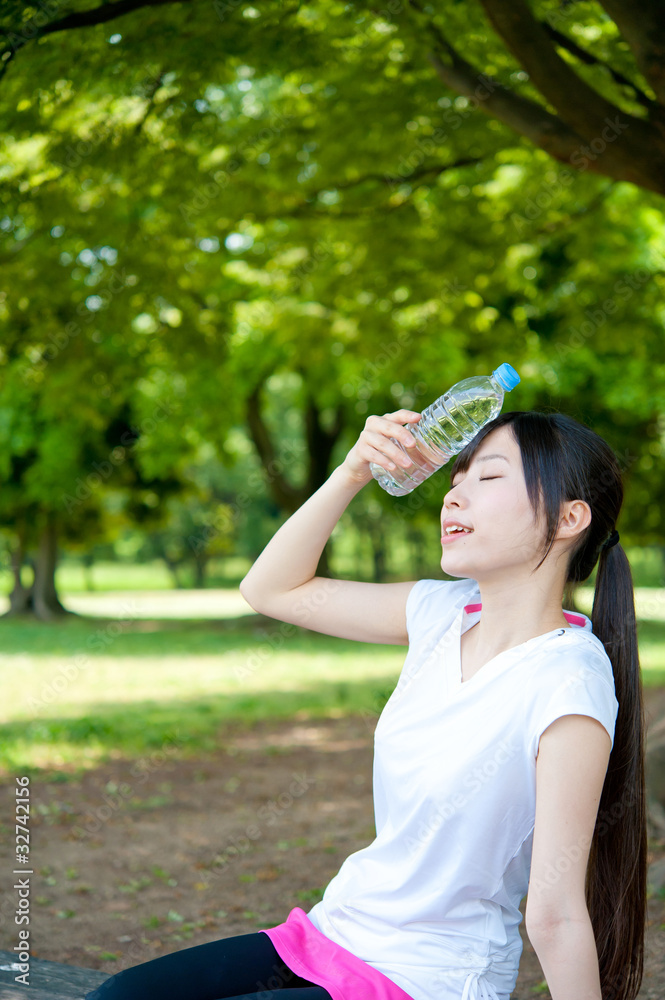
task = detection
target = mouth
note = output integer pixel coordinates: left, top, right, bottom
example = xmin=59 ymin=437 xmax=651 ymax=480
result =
xmin=441 ymin=528 xmax=473 ymax=545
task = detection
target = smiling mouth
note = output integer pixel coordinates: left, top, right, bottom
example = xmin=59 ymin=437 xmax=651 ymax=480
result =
xmin=441 ymin=529 xmax=474 ymax=544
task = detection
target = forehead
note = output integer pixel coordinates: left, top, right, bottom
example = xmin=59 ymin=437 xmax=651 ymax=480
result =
xmin=451 ymin=427 xmax=518 ymax=481
xmin=475 ymin=425 xmax=518 ymax=459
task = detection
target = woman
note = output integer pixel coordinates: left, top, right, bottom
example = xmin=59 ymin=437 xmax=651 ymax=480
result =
xmin=86 ymin=407 xmax=647 ymax=1000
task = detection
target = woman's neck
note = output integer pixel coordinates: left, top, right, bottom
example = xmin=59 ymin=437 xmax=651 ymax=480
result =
xmin=468 ymin=575 xmax=571 ymax=652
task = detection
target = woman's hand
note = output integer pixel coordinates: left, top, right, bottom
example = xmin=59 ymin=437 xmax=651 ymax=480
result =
xmin=340 ymin=409 xmax=422 ymax=486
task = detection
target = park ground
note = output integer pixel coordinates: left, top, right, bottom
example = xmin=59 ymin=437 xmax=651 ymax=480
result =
xmin=1 ymin=579 xmax=665 ymax=998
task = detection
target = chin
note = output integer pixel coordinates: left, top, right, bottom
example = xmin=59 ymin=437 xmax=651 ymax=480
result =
xmin=440 ymin=559 xmax=472 ymax=580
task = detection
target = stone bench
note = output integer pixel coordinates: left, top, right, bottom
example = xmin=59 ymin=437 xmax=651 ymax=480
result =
xmin=0 ymin=950 xmax=108 ymax=999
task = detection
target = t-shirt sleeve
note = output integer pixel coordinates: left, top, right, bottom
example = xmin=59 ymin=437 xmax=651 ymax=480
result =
xmin=527 ymin=639 xmax=619 ymax=760
xmin=405 ymin=577 xmax=477 ymax=647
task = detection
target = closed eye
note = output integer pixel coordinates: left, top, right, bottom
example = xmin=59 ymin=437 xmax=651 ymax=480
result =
xmin=479 ymin=477 xmax=501 ymax=481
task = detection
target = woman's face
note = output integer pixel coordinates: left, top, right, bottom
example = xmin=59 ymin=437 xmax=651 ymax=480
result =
xmin=440 ymin=424 xmax=548 ymax=581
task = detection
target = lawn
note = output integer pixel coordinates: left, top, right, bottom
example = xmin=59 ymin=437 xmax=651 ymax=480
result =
xmin=1 ymin=578 xmax=664 ymax=779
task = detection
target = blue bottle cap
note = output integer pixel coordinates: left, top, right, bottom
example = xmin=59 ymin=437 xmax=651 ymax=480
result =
xmin=492 ymin=363 xmax=520 ymax=391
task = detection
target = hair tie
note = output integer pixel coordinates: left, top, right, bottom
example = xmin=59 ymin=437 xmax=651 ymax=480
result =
xmin=602 ymin=528 xmax=620 ymax=551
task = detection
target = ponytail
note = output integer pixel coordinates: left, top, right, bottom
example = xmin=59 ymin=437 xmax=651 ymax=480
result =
xmin=586 ymin=540 xmax=648 ymax=1000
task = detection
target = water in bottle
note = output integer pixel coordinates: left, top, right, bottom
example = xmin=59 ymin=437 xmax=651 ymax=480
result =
xmin=370 ymin=362 xmax=520 ymax=496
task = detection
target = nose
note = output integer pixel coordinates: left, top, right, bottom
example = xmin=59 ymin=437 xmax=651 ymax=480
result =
xmin=442 ymin=483 xmax=462 ymax=511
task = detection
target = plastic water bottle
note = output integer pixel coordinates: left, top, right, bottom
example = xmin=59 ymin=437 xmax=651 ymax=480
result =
xmin=370 ymin=363 xmax=520 ymax=496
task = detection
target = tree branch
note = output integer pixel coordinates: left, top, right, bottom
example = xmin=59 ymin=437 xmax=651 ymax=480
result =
xmin=306 ymin=156 xmax=483 ymax=196
xmin=595 ymin=0 xmax=665 ymax=107
xmin=230 ymin=157 xmax=485 ymax=223
xmin=36 ymin=0 xmax=190 ymax=36
xmin=407 ymin=0 xmax=665 ymax=194
xmin=402 ymin=0 xmax=586 ymax=161
xmin=539 ymin=21 xmax=655 ymax=112
xmin=0 ymin=0 xmax=192 ymax=82
xmin=425 ymin=50 xmax=589 ymax=165
xmin=513 ymin=181 xmax=617 ymax=239
xmin=475 ymin=0 xmax=655 ymax=153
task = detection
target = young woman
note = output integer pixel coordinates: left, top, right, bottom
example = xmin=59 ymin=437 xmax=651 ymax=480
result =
xmin=86 ymin=408 xmax=647 ymax=1000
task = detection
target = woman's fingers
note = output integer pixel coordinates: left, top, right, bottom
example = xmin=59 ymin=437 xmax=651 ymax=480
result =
xmin=341 ymin=410 xmax=422 ymax=482
xmin=380 ymin=409 xmax=422 ymax=422
xmin=365 ymin=413 xmax=420 ymax=448
xmin=362 ymin=431 xmax=415 ymax=468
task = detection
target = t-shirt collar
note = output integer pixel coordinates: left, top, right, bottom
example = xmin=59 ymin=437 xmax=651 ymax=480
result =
xmin=461 ymin=599 xmax=592 ymax=632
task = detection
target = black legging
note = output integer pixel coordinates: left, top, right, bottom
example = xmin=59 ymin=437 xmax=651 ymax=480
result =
xmin=83 ymin=929 xmax=334 ymax=1000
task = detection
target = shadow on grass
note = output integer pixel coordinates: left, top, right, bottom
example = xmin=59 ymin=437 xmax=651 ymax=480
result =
xmin=0 ymin=676 xmax=399 ymax=780
xmin=0 ymin=612 xmax=345 ymax=656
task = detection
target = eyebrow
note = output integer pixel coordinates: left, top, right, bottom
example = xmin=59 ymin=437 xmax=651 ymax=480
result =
xmin=451 ymin=454 xmax=509 ymax=483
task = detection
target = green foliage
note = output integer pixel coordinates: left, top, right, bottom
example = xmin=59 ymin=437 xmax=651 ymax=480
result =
xmin=0 ymin=0 xmax=663 ymax=571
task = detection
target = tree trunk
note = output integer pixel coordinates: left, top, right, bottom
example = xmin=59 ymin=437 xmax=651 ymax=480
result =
xmin=83 ymin=552 xmax=95 ymax=591
xmin=7 ymin=532 xmax=33 ymax=615
xmin=367 ymin=519 xmax=387 ymax=582
xmin=32 ymin=511 xmax=70 ymax=620
xmin=2 ymin=518 xmax=70 ymax=620
xmin=246 ymin=381 xmax=344 ymax=517
xmin=193 ymin=554 xmax=208 ymax=588
xmin=406 ymin=524 xmax=429 ymax=579
xmin=162 ymin=556 xmax=183 ymax=588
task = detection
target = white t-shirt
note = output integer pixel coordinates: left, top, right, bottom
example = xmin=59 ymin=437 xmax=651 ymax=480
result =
xmin=306 ymin=576 xmax=619 ymax=1000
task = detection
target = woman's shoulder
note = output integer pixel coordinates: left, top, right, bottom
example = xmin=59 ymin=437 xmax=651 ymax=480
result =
xmin=406 ymin=576 xmax=479 ymax=611
xmin=526 ymin=626 xmax=617 ymax=699
xmin=405 ymin=576 xmax=478 ymax=640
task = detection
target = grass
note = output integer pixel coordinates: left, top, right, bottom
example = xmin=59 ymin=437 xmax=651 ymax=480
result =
xmin=0 ymin=613 xmax=406 ymax=777
xmin=1 ymin=579 xmax=664 ymax=780
xmin=0 ymin=558 xmax=252 ymax=595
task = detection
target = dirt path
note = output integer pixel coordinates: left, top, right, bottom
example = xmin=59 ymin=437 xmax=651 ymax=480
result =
xmin=1 ymin=713 xmax=663 ymax=999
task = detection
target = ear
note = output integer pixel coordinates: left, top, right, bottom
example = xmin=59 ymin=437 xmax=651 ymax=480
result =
xmin=558 ymin=499 xmax=592 ymax=542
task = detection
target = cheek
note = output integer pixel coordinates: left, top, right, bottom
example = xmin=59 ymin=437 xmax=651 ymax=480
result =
xmin=492 ymin=488 xmax=533 ymax=537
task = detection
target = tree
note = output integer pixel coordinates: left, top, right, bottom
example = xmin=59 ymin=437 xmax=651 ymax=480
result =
xmin=1 ymin=0 xmax=665 ymax=191
xmin=0 ymin=0 xmax=663 ymax=609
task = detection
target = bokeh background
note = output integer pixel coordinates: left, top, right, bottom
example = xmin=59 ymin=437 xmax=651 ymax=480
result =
xmin=1 ymin=0 xmax=665 ymax=994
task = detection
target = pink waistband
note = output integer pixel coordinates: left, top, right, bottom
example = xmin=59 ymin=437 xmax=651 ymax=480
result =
xmin=259 ymin=907 xmax=415 ymax=1000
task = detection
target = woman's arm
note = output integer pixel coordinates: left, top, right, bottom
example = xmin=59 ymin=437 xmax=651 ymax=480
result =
xmin=525 ymin=713 xmax=613 ymax=1000
xmin=527 ymin=917 xmax=602 ymax=1000
xmin=239 ymin=409 xmax=422 ymax=645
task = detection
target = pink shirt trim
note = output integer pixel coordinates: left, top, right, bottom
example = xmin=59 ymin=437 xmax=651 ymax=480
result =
xmin=259 ymin=907 xmax=416 ymax=1000
xmin=463 ymin=602 xmax=588 ymax=628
